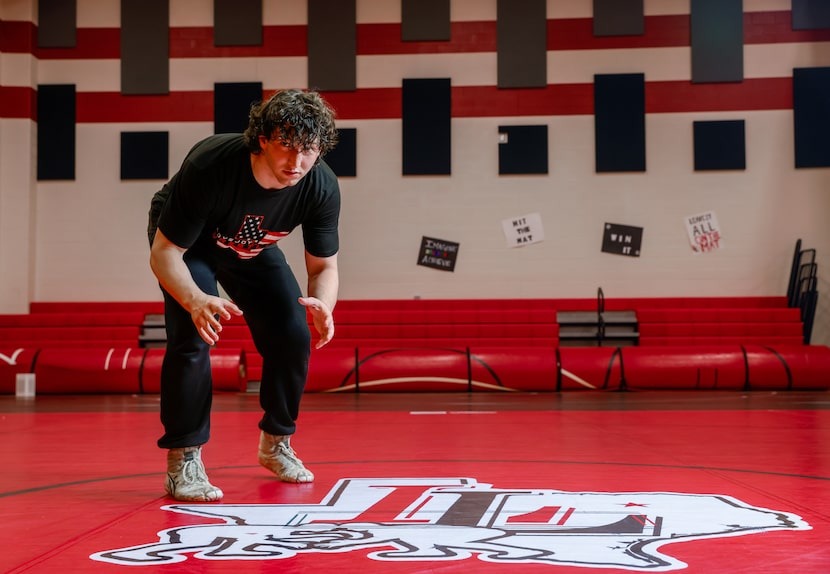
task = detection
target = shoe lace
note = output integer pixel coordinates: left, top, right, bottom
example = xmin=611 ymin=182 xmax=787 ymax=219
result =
xmin=277 ymin=442 xmax=303 ymax=464
xmin=180 ymin=453 xmax=207 ymax=484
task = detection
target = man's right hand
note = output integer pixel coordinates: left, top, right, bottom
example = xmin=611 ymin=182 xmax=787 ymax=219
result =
xmin=150 ymin=229 xmax=244 ymax=346
xmin=189 ymin=295 xmax=243 ymax=345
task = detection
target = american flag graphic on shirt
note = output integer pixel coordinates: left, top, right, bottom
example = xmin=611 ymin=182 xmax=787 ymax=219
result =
xmin=213 ymin=215 xmax=289 ymax=259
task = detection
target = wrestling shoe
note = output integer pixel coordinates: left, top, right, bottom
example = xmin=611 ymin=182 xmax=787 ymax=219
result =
xmin=165 ymin=446 xmax=224 ymax=502
xmin=258 ymin=431 xmax=314 ymax=483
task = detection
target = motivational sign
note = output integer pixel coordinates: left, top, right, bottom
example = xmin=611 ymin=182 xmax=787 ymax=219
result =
xmin=601 ymin=223 xmax=643 ymax=257
xmin=502 ymin=213 xmax=545 ymax=248
xmin=417 ymin=236 xmax=460 ymax=272
xmin=685 ymin=211 xmax=722 ymax=254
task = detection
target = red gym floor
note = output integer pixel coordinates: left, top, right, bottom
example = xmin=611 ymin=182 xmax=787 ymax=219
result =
xmin=2 ymin=390 xmax=829 ymax=573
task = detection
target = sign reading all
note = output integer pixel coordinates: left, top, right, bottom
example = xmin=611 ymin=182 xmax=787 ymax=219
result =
xmin=685 ymin=211 xmax=723 ymax=254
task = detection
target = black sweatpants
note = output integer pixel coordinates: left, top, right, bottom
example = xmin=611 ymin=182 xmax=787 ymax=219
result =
xmin=156 ymin=244 xmax=311 ymax=449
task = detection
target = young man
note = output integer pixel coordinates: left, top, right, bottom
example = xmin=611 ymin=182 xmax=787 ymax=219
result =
xmin=147 ymin=89 xmax=340 ymax=502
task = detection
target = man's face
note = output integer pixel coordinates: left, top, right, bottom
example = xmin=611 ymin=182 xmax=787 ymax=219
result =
xmin=258 ymin=134 xmax=321 ymax=189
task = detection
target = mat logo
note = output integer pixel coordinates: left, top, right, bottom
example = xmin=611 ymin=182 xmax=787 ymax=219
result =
xmin=90 ymin=477 xmax=809 ymax=570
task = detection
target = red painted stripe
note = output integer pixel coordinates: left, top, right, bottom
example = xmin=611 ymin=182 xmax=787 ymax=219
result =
xmin=646 ymin=78 xmax=792 ymax=113
xmin=318 ymin=88 xmax=402 ymax=119
xmin=453 ymin=84 xmax=594 ymax=117
xmin=170 ymin=25 xmax=307 ymax=58
xmin=549 ymin=12 xmax=830 ymax=50
xmin=0 ymin=20 xmax=35 ymax=52
xmin=548 ymin=15 xmax=690 ymax=50
xmin=33 ymin=28 xmax=120 ymax=59
xmin=7 ymin=11 xmax=829 ymax=59
xmin=357 ymin=22 xmax=497 ymax=54
xmin=76 ymin=91 xmax=214 ymax=122
xmin=744 ymin=10 xmax=830 ymax=44
xmin=68 ymin=77 xmax=792 ymax=123
xmin=0 ymin=86 xmax=37 ymax=120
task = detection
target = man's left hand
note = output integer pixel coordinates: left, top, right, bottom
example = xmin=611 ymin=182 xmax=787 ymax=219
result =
xmin=298 ymin=297 xmax=335 ymax=349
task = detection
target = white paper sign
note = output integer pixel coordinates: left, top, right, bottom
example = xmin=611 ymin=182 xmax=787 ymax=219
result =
xmin=685 ymin=211 xmax=722 ymax=254
xmin=502 ymin=213 xmax=544 ymax=248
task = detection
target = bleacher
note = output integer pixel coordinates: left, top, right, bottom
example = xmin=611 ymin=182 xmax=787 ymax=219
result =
xmin=1 ymin=293 xmax=827 ymax=394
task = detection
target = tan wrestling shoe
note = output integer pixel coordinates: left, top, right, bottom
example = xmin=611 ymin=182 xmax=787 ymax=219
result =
xmin=165 ymin=446 xmax=224 ymax=502
xmin=258 ymin=431 xmax=314 ymax=483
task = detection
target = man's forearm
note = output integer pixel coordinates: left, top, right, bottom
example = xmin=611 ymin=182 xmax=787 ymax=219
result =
xmin=307 ymin=267 xmax=339 ymax=311
xmin=150 ymin=244 xmax=204 ymax=313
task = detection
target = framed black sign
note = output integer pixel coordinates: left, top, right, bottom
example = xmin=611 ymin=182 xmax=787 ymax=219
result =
xmin=602 ymin=223 xmax=643 ymax=257
xmin=418 ymin=236 xmax=460 ymax=272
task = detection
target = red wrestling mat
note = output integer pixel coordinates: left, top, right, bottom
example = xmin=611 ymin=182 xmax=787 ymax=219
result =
xmin=1 ymin=392 xmax=828 ymax=573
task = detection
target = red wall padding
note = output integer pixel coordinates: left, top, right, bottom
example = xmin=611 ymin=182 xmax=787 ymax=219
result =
xmin=743 ymin=345 xmax=830 ymax=390
xmin=3 ymin=344 xmax=828 ymax=394
xmin=620 ymin=346 xmax=748 ymax=390
xmin=301 ymin=345 xmax=830 ymax=392
xmin=0 ymin=348 xmax=39 ymax=394
xmin=142 ymin=348 xmax=247 ymax=393
xmin=557 ymin=347 xmax=624 ymax=390
xmin=0 ymin=347 xmax=246 ymax=394
xmin=34 ymin=348 xmax=146 ymax=394
xmin=354 ymin=347 xmax=471 ymax=392
xmin=306 ymin=347 xmax=358 ymax=392
xmin=468 ymin=347 xmax=558 ymax=391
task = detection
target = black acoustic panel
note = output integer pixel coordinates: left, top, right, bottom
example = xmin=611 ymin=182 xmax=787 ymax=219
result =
xmin=593 ymin=0 xmax=643 ymax=36
xmin=690 ymin=0 xmax=743 ymax=83
xmin=498 ymin=125 xmax=548 ymax=175
xmin=402 ymin=0 xmax=450 ymax=41
xmin=214 ymin=0 xmax=262 ymax=46
xmin=693 ymin=120 xmax=746 ymax=171
xmin=594 ymin=74 xmax=645 ymax=173
xmin=308 ymin=0 xmax=356 ymax=91
xmin=38 ymin=0 xmax=76 ymax=48
xmin=793 ymin=67 xmax=830 ymax=168
xmin=121 ymin=0 xmax=169 ymax=94
xmin=497 ymin=0 xmax=547 ymax=88
xmin=402 ymin=78 xmax=451 ymax=175
xmin=214 ymin=82 xmax=263 ymax=134
xmin=793 ymin=0 xmax=830 ymax=30
xmin=37 ymin=84 xmax=76 ymax=180
xmin=121 ymin=132 xmax=169 ymax=180
xmin=325 ymin=128 xmax=357 ymax=177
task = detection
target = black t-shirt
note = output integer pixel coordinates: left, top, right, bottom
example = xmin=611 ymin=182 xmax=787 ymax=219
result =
xmin=149 ymin=134 xmax=340 ymax=259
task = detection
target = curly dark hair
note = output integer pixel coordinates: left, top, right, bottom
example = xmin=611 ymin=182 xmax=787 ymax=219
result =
xmin=243 ymin=89 xmax=338 ymax=157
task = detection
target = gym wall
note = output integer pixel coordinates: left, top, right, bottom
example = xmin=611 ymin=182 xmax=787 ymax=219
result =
xmin=1 ymin=0 xmax=829 ymax=346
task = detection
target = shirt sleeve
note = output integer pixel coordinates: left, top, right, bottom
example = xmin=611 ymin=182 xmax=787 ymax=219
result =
xmin=156 ymin=159 xmax=216 ymax=249
xmin=302 ymin=163 xmax=341 ymax=258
